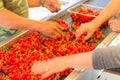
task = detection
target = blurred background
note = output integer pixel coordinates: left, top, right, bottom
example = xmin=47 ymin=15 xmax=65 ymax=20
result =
xmin=29 ymin=0 xmax=81 ymax=20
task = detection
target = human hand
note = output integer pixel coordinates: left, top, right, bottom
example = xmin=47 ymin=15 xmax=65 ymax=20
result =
xmin=109 ymin=19 xmax=120 ymax=32
xmin=38 ymin=21 xmax=62 ymax=38
xmin=75 ymin=22 xmax=99 ymax=40
xmin=31 ymin=57 xmax=67 ymax=79
xmin=42 ymin=0 xmax=61 ymax=12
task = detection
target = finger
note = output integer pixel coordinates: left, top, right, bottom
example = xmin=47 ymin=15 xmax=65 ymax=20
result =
xmin=55 ymin=23 xmax=62 ymax=34
xmin=44 ymin=3 xmax=54 ymax=12
xmin=31 ymin=61 xmax=47 ymax=74
xmin=52 ymin=28 xmax=63 ymax=38
xmin=48 ymin=0 xmax=60 ymax=12
xmin=111 ymin=26 xmax=119 ymax=32
xmin=111 ymin=28 xmax=117 ymax=32
xmin=31 ymin=63 xmax=39 ymax=69
xmin=58 ymin=2 xmax=61 ymax=8
xmin=54 ymin=4 xmax=58 ymax=9
xmin=108 ymin=20 xmax=114 ymax=24
xmin=56 ymin=3 xmax=61 ymax=11
xmin=47 ymin=32 xmax=57 ymax=39
xmin=108 ymin=19 xmax=118 ymax=25
xmin=33 ymin=60 xmax=40 ymax=65
xmin=109 ymin=23 xmax=117 ymax=29
xmin=54 ymin=3 xmax=61 ymax=12
xmin=43 ymin=31 xmax=57 ymax=39
xmin=84 ymin=32 xmax=94 ymax=40
xmin=41 ymin=71 xmax=52 ymax=79
xmin=44 ymin=3 xmax=56 ymax=12
xmin=48 ymin=32 xmax=60 ymax=39
xmin=53 ymin=31 xmax=61 ymax=37
xmin=56 ymin=23 xmax=63 ymax=30
xmin=109 ymin=23 xmax=114 ymax=28
xmin=31 ymin=66 xmax=42 ymax=74
xmin=75 ymin=27 xmax=85 ymax=38
xmin=55 ymin=28 xmax=62 ymax=36
xmin=49 ymin=3 xmax=60 ymax=12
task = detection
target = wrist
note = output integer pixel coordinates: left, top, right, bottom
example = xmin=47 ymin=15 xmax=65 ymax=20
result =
xmin=91 ymin=18 xmax=102 ymax=29
xmin=57 ymin=57 xmax=69 ymax=69
xmin=63 ymin=56 xmax=73 ymax=69
xmin=20 ymin=18 xmax=41 ymax=31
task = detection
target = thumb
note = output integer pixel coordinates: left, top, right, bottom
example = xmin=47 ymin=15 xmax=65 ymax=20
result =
xmin=84 ymin=32 xmax=93 ymax=40
xmin=41 ymin=71 xmax=52 ymax=79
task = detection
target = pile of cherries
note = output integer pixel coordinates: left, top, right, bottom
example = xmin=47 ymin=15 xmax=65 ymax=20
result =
xmin=70 ymin=7 xmax=99 ymax=29
xmin=0 ymin=7 xmax=105 ymax=80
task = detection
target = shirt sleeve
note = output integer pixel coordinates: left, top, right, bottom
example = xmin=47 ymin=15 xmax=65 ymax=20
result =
xmin=92 ymin=43 xmax=120 ymax=69
xmin=0 ymin=0 xmax=4 ymax=11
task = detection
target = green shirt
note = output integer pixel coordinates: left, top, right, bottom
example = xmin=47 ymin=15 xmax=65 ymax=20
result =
xmin=0 ymin=0 xmax=29 ymax=42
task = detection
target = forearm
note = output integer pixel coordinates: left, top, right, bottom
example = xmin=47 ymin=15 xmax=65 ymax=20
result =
xmin=92 ymin=0 xmax=120 ymax=28
xmin=93 ymin=43 xmax=120 ymax=69
xmin=63 ymin=52 xmax=93 ymax=69
xmin=0 ymin=8 xmax=41 ymax=31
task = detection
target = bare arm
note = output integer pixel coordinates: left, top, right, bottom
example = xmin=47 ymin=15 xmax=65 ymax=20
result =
xmin=0 ymin=8 xmax=62 ymax=38
xmin=31 ymin=43 xmax=120 ymax=79
xmin=0 ymin=8 xmax=38 ymax=30
xmin=65 ymin=52 xmax=93 ymax=69
xmin=76 ymin=0 xmax=120 ymax=40
xmin=31 ymin=51 xmax=93 ymax=78
xmin=92 ymin=0 xmax=120 ymax=28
